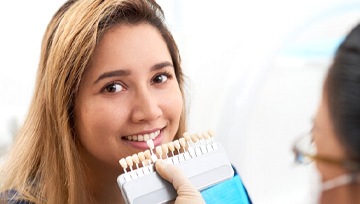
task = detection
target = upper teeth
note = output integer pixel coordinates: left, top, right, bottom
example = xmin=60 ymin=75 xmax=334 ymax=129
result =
xmin=126 ymin=130 xmax=161 ymax=141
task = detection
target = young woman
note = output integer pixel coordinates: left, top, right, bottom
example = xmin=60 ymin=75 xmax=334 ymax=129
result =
xmin=0 ymin=0 xmax=185 ymax=203
xmin=0 ymin=0 xmax=250 ymax=203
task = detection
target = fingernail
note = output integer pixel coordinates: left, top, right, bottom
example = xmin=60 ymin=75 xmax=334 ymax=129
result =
xmin=156 ymin=159 xmax=167 ymax=168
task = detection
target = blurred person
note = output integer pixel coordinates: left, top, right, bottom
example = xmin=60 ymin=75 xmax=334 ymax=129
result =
xmin=292 ymin=22 xmax=360 ymax=204
xmin=0 ymin=0 xmax=250 ymax=203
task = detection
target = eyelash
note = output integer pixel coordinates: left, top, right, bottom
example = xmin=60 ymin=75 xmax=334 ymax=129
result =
xmin=151 ymin=71 xmax=173 ymax=84
xmin=100 ymin=71 xmax=174 ymax=93
xmin=101 ymin=81 xmax=125 ymax=93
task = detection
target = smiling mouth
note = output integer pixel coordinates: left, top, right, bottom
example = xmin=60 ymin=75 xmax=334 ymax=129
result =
xmin=124 ymin=130 xmax=161 ymax=142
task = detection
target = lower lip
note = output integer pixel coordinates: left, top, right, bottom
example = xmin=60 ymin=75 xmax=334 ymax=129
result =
xmin=124 ymin=130 xmax=164 ymax=150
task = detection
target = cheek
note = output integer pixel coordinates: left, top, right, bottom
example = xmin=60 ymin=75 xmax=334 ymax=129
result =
xmin=314 ymin=134 xmax=348 ymax=181
xmin=74 ymin=98 xmax=129 ymax=143
xmin=166 ymin=88 xmax=183 ymax=119
xmin=314 ymin=133 xmax=326 ymax=156
xmin=315 ymin=131 xmax=346 ymax=159
xmin=161 ymin=86 xmax=183 ymax=136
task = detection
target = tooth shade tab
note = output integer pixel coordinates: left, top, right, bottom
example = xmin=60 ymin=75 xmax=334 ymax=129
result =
xmin=161 ymin=143 xmax=169 ymax=159
xmin=198 ymin=132 xmax=207 ymax=145
xmin=144 ymin=150 xmax=152 ymax=161
xmin=132 ymin=154 xmax=140 ymax=164
xmin=147 ymin=139 xmax=155 ymax=149
xmin=179 ymin=138 xmax=187 ymax=150
xmin=168 ymin=142 xmax=175 ymax=152
xmin=156 ymin=146 xmax=163 ymax=158
xmin=208 ymin=129 xmax=215 ymax=137
xmin=138 ymin=152 xmax=145 ymax=162
xmin=126 ymin=156 xmax=134 ymax=167
xmin=191 ymin=134 xmax=199 ymax=143
xmin=182 ymin=131 xmax=190 ymax=138
xmin=173 ymin=140 xmax=180 ymax=147
xmin=143 ymin=159 xmax=149 ymax=166
xmin=179 ymin=138 xmax=186 ymax=146
xmin=202 ymin=131 xmax=210 ymax=141
xmin=196 ymin=133 xmax=203 ymax=140
xmin=162 ymin=143 xmax=169 ymax=154
xmin=119 ymin=158 xmax=128 ymax=169
xmin=167 ymin=142 xmax=175 ymax=157
xmin=173 ymin=140 xmax=181 ymax=153
xmin=184 ymin=134 xmax=195 ymax=147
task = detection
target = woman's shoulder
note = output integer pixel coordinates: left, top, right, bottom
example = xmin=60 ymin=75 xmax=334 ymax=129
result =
xmin=0 ymin=190 xmax=32 ymax=204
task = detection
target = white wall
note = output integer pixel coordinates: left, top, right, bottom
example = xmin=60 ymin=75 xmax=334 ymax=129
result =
xmin=1 ymin=0 xmax=360 ymax=203
xmin=0 ymin=1 xmax=65 ymax=153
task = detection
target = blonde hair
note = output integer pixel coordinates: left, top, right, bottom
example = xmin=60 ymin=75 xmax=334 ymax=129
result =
xmin=0 ymin=0 xmax=186 ymax=203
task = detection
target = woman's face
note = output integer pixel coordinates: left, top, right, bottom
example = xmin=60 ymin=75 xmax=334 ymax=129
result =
xmin=75 ymin=23 xmax=183 ymax=172
xmin=313 ymin=91 xmax=347 ymax=181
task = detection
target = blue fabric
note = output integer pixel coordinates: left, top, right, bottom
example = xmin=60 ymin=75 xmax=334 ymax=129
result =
xmin=200 ymin=168 xmax=252 ymax=204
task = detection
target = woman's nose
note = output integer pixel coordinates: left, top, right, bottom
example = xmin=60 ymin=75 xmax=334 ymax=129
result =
xmin=130 ymin=89 xmax=162 ymax=123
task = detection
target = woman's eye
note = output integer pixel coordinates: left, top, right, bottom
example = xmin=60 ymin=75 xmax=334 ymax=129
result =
xmin=104 ymin=83 xmax=124 ymax=93
xmin=153 ymin=74 xmax=169 ymax=84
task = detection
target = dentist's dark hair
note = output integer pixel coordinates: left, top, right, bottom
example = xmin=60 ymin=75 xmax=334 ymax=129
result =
xmin=325 ymin=23 xmax=360 ymax=162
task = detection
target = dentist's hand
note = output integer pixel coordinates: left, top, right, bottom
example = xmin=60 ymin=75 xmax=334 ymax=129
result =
xmin=155 ymin=160 xmax=205 ymax=204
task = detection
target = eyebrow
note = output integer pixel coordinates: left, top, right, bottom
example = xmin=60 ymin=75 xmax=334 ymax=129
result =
xmin=93 ymin=61 xmax=173 ymax=84
xmin=151 ymin=61 xmax=173 ymax=71
xmin=94 ymin=69 xmax=130 ymax=84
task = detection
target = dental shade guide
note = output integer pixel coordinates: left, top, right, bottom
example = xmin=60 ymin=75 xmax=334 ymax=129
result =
xmin=117 ymin=129 xmax=234 ymax=204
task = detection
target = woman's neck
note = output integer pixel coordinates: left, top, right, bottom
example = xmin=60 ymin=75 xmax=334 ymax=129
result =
xmin=320 ymin=184 xmax=360 ymax=204
xmin=86 ymin=163 xmax=125 ymax=204
xmin=79 ymin=149 xmax=125 ymax=203
xmin=91 ymin=178 xmax=124 ymax=204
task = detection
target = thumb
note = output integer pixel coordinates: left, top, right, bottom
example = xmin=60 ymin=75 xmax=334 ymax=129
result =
xmin=155 ymin=160 xmax=205 ymax=204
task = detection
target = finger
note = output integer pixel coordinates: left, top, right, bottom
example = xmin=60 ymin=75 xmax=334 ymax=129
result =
xmin=155 ymin=160 xmax=205 ymax=204
xmin=155 ymin=160 xmax=188 ymax=190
